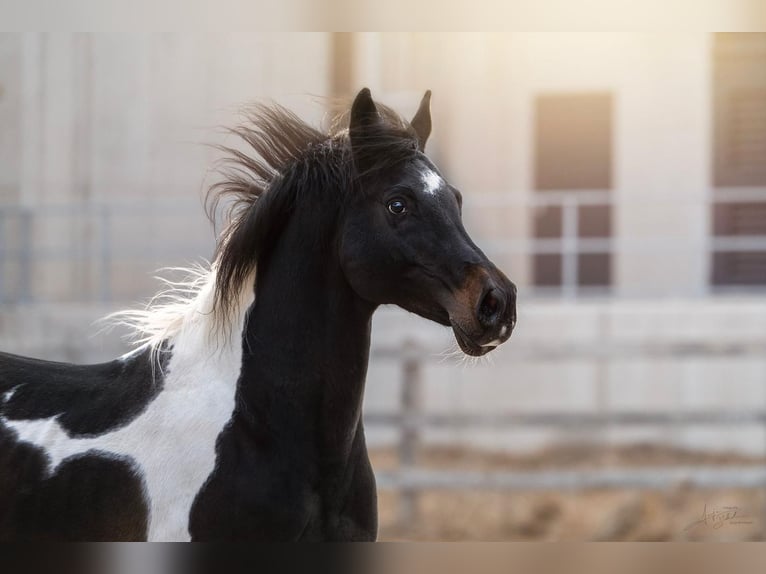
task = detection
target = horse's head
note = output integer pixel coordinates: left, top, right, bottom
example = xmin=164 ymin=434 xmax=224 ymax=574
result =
xmin=340 ymin=89 xmax=517 ymax=356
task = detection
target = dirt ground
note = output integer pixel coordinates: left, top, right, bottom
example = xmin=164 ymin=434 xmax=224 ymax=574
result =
xmin=370 ymin=444 xmax=766 ymax=541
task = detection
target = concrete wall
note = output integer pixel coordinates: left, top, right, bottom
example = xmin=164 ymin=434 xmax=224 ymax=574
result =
xmin=0 ymin=35 xmax=21 ymax=204
xmin=352 ymin=33 xmax=715 ymax=297
xmin=0 ymin=33 xmax=730 ymax=300
xmin=1 ymin=33 xmax=331 ymax=302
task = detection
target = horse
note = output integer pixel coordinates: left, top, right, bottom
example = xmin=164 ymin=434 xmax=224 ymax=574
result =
xmin=0 ymin=88 xmax=517 ymax=541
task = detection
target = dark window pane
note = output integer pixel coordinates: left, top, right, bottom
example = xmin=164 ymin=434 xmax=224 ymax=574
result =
xmin=533 ymin=205 xmax=562 ymax=238
xmin=713 ymin=33 xmax=766 ymax=187
xmin=533 ymin=254 xmax=562 ymax=286
xmin=578 ymin=253 xmax=611 ymax=286
xmin=578 ymin=204 xmax=611 ymax=238
xmin=535 ymin=93 xmax=612 ymax=190
xmin=713 ymin=202 xmax=766 ymax=236
xmin=712 ymin=251 xmax=766 ymax=285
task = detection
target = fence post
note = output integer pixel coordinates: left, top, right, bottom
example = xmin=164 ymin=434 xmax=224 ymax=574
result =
xmin=561 ymin=198 xmax=579 ymax=300
xmin=763 ymin=360 xmax=766 ymax=537
xmin=0 ymin=211 xmax=5 ymax=304
xmin=19 ymin=210 xmax=32 ymax=304
xmin=398 ymin=340 xmax=423 ymax=529
xmin=99 ymin=205 xmax=111 ymax=303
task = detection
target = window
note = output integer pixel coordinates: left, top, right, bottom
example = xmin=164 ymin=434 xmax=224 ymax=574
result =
xmin=532 ymin=93 xmax=613 ymax=294
xmin=711 ymin=33 xmax=766 ymax=287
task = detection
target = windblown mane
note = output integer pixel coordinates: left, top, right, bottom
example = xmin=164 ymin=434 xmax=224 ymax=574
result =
xmin=109 ymin=99 xmax=420 ymax=351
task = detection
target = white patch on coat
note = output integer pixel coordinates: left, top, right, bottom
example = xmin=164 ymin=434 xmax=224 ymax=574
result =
xmin=421 ymin=169 xmax=443 ymax=196
xmin=2 ymin=388 xmax=16 ymax=403
xmin=1 ymin=270 xmax=255 ymax=542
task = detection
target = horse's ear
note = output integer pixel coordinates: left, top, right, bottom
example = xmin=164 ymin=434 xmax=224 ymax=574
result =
xmin=349 ymin=88 xmax=383 ymax=174
xmin=410 ymin=90 xmax=432 ymax=151
xmin=349 ymin=87 xmax=381 ymax=142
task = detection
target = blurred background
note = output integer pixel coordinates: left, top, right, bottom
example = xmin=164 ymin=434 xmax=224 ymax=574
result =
xmin=0 ymin=32 xmax=765 ymax=540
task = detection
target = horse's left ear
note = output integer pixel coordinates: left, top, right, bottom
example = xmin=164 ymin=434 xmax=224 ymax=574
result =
xmin=410 ymin=90 xmax=432 ymax=151
xmin=349 ymin=88 xmax=385 ymax=174
xmin=349 ymin=88 xmax=381 ymax=145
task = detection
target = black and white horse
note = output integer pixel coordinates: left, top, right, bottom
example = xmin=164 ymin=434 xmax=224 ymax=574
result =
xmin=0 ymin=89 xmax=516 ymax=541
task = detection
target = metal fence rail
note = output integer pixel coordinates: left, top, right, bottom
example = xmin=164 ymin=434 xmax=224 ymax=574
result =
xmin=0 ymin=202 xmax=213 ymax=304
xmin=3 ymin=189 xmax=766 ymax=304
xmin=376 ymin=466 xmax=766 ymax=491
xmin=366 ymin=411 xmax=766 ymax=429
xmin=373 ymin=340 xmax=766 ymax=361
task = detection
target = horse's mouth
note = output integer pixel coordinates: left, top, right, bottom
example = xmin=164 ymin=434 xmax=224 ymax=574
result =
xmin=450 ymin=321 xmax=492 ymax=357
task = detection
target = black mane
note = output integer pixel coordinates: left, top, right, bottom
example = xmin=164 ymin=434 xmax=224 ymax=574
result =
xmin=208 ymin=100 xmax=421 ymax=320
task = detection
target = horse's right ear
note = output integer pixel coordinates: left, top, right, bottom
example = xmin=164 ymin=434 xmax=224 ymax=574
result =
xmin=410 ymin=90 xmax=432 ymax=151
xmin=349 ymin=88 xmax=382 ymax=172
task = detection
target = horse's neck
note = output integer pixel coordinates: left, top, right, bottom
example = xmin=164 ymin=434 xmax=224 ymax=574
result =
xmin=237 ymin=231 xmax=375 ymax=460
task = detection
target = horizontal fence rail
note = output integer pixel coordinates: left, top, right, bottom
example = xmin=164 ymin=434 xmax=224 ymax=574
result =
xmin=376 ymin=466 xmax=766 ymax=492
xmin=0 ymin=202 xmax=215 ymax=304
xmin=372 ymin=340 xmax=766 ymax=361
xmin=366 ymin=411 xmax=766 ymax=430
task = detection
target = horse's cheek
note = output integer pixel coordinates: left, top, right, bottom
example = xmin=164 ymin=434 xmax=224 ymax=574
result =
xmin=339 ymin=228 xmax=379 ymax=297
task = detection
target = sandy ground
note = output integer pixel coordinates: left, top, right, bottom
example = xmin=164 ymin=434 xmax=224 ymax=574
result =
xmin=370 ymin=444 xmax=766 ymax=541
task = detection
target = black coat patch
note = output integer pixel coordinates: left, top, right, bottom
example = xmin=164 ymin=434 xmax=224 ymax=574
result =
xmin=0 ymin=347 xmax=164 ymax=540
xmin=0 ymin=421 xmax=149 ymax=541
xmin=0 ymin=346 xmax=166 ymax=437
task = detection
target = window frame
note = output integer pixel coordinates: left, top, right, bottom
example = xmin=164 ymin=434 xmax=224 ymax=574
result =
xmin=531 ymin=91 xmax=615 ymax=298
xmin=710 ymin=33 xmax=766 ymax=290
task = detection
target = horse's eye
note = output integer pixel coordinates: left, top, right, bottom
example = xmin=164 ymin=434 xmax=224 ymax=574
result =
xmin=387 ymin=199 xmax=407 ymax=215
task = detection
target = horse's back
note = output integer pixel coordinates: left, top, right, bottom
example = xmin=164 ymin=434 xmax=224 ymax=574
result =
xmin=0 ymin=349 xmax=161 ymax=436
xmin=0 ymin=348 xmax=160 ymax=541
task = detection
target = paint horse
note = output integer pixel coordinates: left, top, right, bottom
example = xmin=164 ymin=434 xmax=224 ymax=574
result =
xmin=0 ymin=89 xmax=516 ymax=541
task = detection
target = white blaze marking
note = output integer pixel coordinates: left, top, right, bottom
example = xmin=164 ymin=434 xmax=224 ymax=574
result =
xmin=1 ymin=289 xmax=254 ymax=542
xmin=421 ymin=169 xmax=443 ymax=196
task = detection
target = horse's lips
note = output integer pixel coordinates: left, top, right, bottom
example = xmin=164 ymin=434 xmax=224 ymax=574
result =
xmin=450 ymin=321 xmax=491 ymax=357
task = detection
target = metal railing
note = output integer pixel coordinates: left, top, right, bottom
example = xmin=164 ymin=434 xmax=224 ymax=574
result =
xmin=366 ymin=339 xmax=766 ymax=528
xmin=463 ymin=186 xmax=766 ymax=297
xmin=2 ymin=189 xmax=766 ymax=304
xmin=0 ymin=202 xmax=214 ymax=304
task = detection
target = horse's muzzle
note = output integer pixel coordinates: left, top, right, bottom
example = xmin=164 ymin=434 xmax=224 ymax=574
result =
xmin=448 ymin=266 xmax=517 ymax=356
xmin=477 ymin=284 xmax=517 ymax=344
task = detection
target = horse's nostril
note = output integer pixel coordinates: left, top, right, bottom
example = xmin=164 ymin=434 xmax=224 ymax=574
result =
xmin=478 ymin=288 xmax=503 ymax=327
